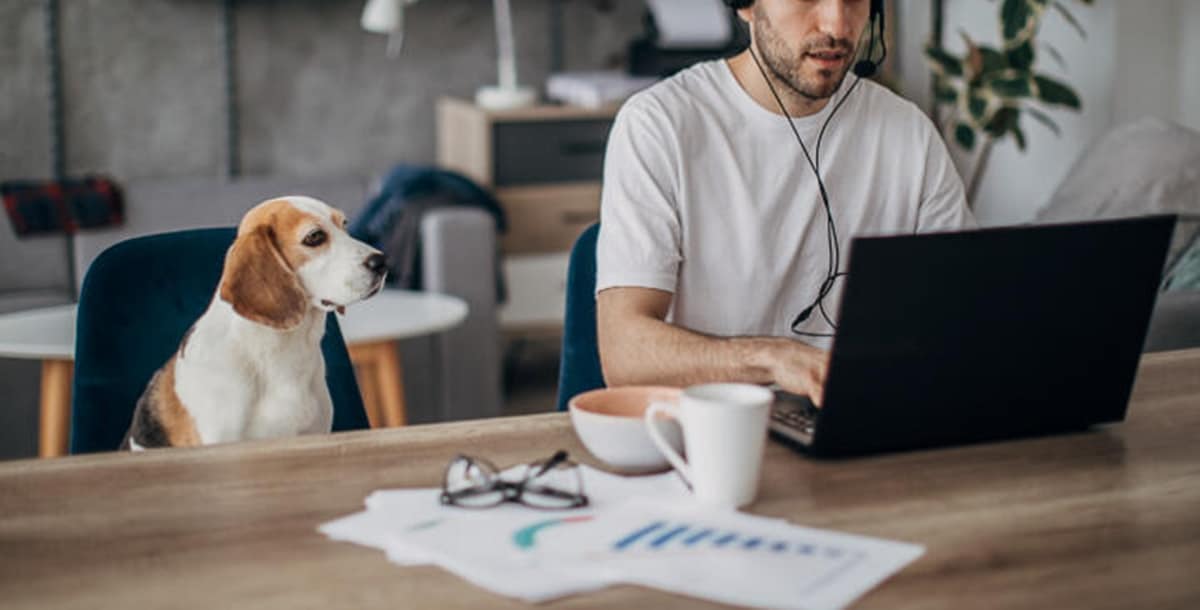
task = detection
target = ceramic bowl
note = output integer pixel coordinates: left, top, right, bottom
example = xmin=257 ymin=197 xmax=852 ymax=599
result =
xmin=568 ymin=386 xmax=684 ymax=473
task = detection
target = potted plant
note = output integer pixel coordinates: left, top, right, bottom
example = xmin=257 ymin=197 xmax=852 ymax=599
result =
xmin=925 ymin=0 xmax=1093 ymax=204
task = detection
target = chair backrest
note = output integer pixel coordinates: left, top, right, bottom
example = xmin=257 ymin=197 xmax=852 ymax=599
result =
xmin=71 ymin=228 xmax=368 ymax=454
xmin=556 ymin=224 xmax=605 ymax=411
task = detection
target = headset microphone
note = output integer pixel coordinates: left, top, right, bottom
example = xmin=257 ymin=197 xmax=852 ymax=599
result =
xmin=852 ymin=0 xmax=885 ymax=78
xmin=852 ymin=58 xmax=877 ymax=79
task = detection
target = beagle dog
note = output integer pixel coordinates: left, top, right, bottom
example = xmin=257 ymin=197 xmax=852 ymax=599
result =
xmin=122 ymin=196 xmax=387 ymax=450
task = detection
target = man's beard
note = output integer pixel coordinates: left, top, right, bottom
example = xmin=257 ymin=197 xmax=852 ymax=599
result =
xmin=752 ymin=13 xmax=857 ymax=101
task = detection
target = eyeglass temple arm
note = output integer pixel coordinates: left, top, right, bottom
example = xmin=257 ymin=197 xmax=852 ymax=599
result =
xmin=533 ymin=450 xmax=570 ymax=478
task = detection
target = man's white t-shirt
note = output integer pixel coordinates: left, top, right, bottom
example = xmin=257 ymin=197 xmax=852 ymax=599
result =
xmin=596 ymin=59 xmax=975 ymax=348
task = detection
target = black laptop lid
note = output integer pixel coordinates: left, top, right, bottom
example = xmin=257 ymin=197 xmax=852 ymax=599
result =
xmin=810 ymin=215 xmax=1175 ymax=457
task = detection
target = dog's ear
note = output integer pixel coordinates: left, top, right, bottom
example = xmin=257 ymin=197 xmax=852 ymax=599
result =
xmin=219 ymin=225 xmax=308 ymax=330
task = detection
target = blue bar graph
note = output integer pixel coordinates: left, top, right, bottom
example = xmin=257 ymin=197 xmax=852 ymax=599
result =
xmin=613 ymin=521 xmax=666 ymax=551
xmin=683 ymin=528 xmax=715 ymax=546
xmin=650 ymin=525 xmax=691 ymax=548
xmin=610 ymin=520 xmax=844 ymax=559
xmin=713 ymin=533 xmax=739 ymax=547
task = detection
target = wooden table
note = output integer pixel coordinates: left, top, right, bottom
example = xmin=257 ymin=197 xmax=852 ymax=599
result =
xmin=0 ymin=290 xmax=467 ymax=457
xmin=1 ymin=349 xmax=1198 ymax=609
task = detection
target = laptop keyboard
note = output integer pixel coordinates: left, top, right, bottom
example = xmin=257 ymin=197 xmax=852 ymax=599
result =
xmin=770 ymin=393 xmax=819 ymax=446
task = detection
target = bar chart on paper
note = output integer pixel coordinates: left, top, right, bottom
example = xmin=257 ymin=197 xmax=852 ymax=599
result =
xmin=486 ymin=507 xmax=924 ymax=608
xmin=613 ymin=519 xmax=862 ymax=558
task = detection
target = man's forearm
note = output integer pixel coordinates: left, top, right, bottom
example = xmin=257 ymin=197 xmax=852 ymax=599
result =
xmin=595 ymin=287 xmax=827 ymax=402
xmin=598 ymin=312 xmax=780 ymax=388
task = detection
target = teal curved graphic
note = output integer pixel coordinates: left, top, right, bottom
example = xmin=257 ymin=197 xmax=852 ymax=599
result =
xmin=512 ymin=515 xmax=594 ymax=550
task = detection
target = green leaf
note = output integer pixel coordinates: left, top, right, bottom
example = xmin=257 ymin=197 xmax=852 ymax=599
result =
xmin=1034 ymin=74 xmax=1081 ymax=108
xmin=987 ymin=72 xmax=1034 ymax=99
xmin=1002 ymin=0 xmax=1048 ymax=47
xmin=978 ymin=47 xmax=1009 ymax=77
xmin=1002 ymin=0 xmax=1033 ymax=43
xmin=925 ymin=45 xmax=964 ymax=77
xmin=1026 ymin=106 xmax=1062 ymax=137
xmin=1006 ymin=40 xmax=1036 ymax=71
xmin=967 ymin=88 xmax=991 ymax=122
xmin=1011 ymin=121 xmax=1028 ymax=151
xmin=935 ymin=82 xmax=959 ymax=103
xmin=984 ymin=107 xmax=1017 ymax=138
xmin=955 ymin=123 xmax=977 ymax=150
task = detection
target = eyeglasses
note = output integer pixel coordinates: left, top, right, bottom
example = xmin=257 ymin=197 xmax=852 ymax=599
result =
xmin=439 ymin=450 xmax=589 ymax=510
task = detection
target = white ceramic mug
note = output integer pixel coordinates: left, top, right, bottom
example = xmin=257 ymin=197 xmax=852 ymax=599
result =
xmin=644 ymin=383 xmax=774 ymax=510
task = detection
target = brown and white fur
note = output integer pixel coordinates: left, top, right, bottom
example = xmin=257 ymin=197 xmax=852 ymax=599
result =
xmin=122 ymin=196 xmax=386 ymax=450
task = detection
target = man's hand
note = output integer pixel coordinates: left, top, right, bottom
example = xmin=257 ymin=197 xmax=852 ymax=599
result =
xmin=598 ymin=287 xmax=830 ymax=405
xmin=759 ymin=338 xmax=830 ymax=406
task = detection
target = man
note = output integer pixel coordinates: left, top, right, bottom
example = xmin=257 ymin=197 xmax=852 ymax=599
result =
xmin=596 ymin=0 xmax=974 ymax=405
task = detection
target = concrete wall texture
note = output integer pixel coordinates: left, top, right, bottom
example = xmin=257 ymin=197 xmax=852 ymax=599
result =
xmin=0 ymin=0 xmax=643 ymax=182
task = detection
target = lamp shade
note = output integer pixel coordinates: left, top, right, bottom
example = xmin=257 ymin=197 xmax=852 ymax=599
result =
xmin=361 ymin=0 xmax=407 ymax=34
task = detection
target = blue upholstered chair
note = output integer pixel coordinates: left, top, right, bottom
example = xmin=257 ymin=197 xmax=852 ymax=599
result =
xmin=71 ymin=228 xmax=368 ymax=454
xmin=556 ymin=224 xmax=606 ymax=411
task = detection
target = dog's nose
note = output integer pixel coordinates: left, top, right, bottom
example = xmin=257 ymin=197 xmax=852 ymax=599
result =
xmin=364 ymin=253 xmax=387 ymax=274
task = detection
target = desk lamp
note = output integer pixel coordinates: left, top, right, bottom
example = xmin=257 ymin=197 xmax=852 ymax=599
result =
xmin=362 ymin=0 xmax=536 ymax=110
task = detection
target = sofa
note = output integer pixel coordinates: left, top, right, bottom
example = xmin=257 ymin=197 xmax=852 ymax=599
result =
xmin=0 ymin=174 xmax=502 ymax=459
xmin=1034 ymin=117 xmax=1200 ymax=352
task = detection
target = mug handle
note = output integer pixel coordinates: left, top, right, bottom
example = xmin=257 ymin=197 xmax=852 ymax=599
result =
xmin=644 ymin=400 xmax=692 ymax=486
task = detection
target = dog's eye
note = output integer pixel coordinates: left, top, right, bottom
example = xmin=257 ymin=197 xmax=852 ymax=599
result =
xmin=302 ymin=230 xmax=327 ymax=247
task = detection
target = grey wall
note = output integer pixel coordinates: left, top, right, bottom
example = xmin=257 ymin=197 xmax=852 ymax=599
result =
xmin=0 ymin=0 xmax=643 ymax=182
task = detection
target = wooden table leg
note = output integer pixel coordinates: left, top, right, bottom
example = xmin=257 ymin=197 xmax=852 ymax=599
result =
xmin=373 ymin=341 xmax=407 ymax=427
xmin=347 ymin=340 xmax=407 ymax=428
xmin=38 ymin=359 xmax=73 ymax=458
xmin=355 ymin=359 xmax=383 ymax=429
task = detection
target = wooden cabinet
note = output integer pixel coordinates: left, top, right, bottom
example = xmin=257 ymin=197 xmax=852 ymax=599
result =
xmin=436 ymin=98 xmax=618 ymax=332
xmin=436 ymin=97 xmax=616 ymax=256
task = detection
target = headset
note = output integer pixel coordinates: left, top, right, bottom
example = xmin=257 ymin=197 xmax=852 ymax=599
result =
xmin=724 ymin=0 xmax=884 ymax=77
xmin=724 ymin=0 xmax=886 ymax=337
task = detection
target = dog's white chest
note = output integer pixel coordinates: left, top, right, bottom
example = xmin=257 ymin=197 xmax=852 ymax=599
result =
xmin=241 ymin=365 xmax=333 ymax=440
xmin=174 ymin=303 xmax=334 ymax=444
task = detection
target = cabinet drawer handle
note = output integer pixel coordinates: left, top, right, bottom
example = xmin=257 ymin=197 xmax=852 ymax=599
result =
xmin=559 ymin=140 xmax=607 ymax=156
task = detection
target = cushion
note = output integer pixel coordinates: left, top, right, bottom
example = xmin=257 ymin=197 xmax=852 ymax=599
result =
xmin=1164 ymin=235 xmax=1200 ymax=292
xmin=1035 ymin=117 xmax=1200 ymax=276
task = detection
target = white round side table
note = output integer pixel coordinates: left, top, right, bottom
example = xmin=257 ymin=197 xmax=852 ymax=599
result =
xmin=0 ymin=290 xmax=467 ymax=457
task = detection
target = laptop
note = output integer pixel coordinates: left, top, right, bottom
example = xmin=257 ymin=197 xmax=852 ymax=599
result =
xmin=769 ymin=215 xmax=1176 ymax=458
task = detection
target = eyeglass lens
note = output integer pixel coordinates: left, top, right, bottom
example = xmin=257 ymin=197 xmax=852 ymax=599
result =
xmin=444 ymin=456 xmax=506 ymax=507
xmin=520 ymin=456 xmax=586 ymax=509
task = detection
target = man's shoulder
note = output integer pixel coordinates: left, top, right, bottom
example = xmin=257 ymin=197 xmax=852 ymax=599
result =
xmin=618 ymin=61 xmax=731 ymax=126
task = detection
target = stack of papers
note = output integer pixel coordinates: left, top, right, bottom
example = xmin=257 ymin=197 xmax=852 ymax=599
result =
xmin=318 ymin=465 xmax=924 ymax=609
xmin=545 ymin=71 xmax=659 ymax=109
